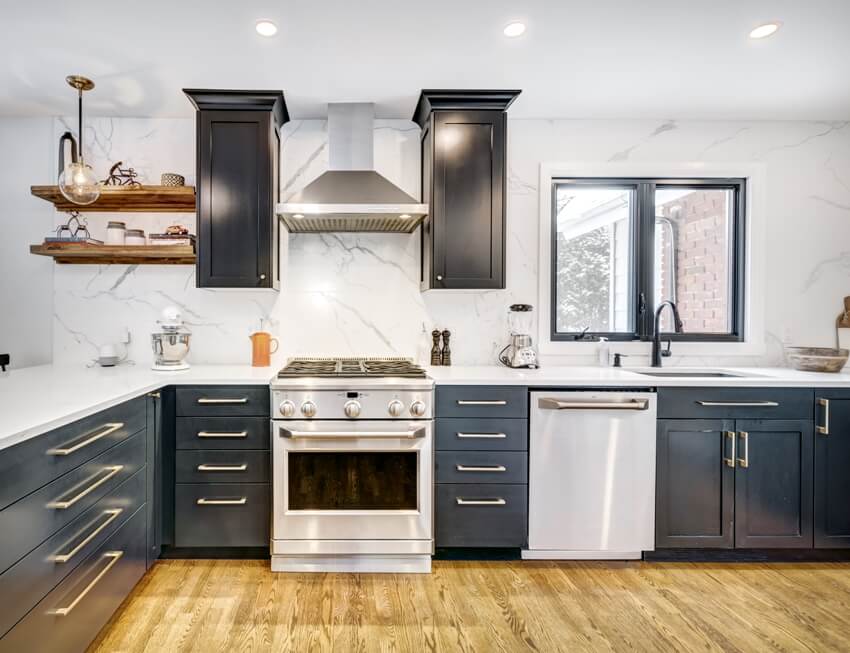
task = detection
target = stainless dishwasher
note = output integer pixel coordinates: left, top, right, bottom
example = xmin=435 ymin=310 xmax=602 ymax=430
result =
xmin=523 ymin=390 xmax=657 ymax=560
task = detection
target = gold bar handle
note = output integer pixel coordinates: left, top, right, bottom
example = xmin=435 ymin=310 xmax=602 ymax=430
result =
xmin=456 ymin=432 xmax=507 ymax=439
xmin=197 ymin=464 xmax=248 ymax=472
xmin=48 ymin=551 xmax=123 ymax=616
xmin=48 ymin=423 xmax=124 ymax=456
xmin=456 ymin=400 xmax=507 ymax=406
xmin=48 ymin=466 xmax=124 ymax=510
xmin=197 ymin=497 xmax=247 ymax=506
xmin=737 ymin=431 xmax=749 ymax=468
xmin=723 ymin=431 xmax=736 ymax=468
xmin=456 ymin=498 xmax=507 ymax=506
xmin=456 ymin=465 xmax=507 ymax=472
xmin=197 ymin=397 xmax=248 ymax=404
xmin=50 ymin=509 xmax=123 ymax=563
xmin=817 ymin=398 xmax=830 ymax=435
xmin=197 ymin=431 xmax=248 ymax=438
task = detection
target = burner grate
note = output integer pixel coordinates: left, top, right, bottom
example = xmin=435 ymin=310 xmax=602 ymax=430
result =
xmin=277 ymin=357 xmax=426 ymax=379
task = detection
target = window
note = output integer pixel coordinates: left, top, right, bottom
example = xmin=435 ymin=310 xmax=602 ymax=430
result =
xmin=551 ymin=178 xmax=745 ymax=342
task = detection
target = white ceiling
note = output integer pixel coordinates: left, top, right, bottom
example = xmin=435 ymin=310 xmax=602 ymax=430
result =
xmin=2 ymin=0 xmax=849 ymax=121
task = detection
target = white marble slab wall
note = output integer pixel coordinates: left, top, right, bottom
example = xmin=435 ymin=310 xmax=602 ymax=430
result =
xmin=46 ymin=115 xmax=850 ymax=368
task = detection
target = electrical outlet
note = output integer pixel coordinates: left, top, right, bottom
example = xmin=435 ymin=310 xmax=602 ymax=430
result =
xmin=121 ymin=328 xmax=132 ymax=344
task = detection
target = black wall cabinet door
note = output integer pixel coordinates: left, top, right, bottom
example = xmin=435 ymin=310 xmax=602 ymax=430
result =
xmin=656 ymin=419 xmax=735 ymax=548
xmin=734 ymin=419 xmax=813 ymax=548
xmin=814 ymin=391 xmax=850 ymax=548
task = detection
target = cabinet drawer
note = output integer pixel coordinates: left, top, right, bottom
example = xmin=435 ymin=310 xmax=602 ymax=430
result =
xmin=0 ymin=396 xmax=146 ymax=512
xmin=176 ymin=417 xmax=270 ymax=450
xmin=435 ymin=418 xmax=527 ymax=451
xmin=0 ymin=433 xmax=145 ymax=574
xmin=0 ymin=470 xmax=144 ymax=638
xmin=436 ymin=451 xmax=527 ymax=484
xmin=176 ymin=450 xmax=269 ymax=484
xmin=174 ymin=484 xmax=269 ymax=547
xmin=176 ymin=386 xmax=270 ymax=417
xmin=436 ymin=484 xmax=527 ymax=547
xmin=658 ymin=387 xmax=813 ymax=420
xmin=436 ymin=386 xmax=527 ymax=419
xmin=0 ymin=506 xmax=146 ymax=653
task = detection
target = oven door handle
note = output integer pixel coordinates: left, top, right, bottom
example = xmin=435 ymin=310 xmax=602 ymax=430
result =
xmin=279 ymin=427 xmax=426 ymax=440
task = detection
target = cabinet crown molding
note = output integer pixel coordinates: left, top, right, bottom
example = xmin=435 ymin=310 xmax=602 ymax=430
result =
xmin=183 ymin=89 xmax=289 ymax=126
xmin=412 ymin=89 xmax=521 ymax=128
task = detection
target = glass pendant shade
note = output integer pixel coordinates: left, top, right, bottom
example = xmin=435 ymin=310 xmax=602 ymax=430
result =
xmin=59 ymin=160 xmax=101 ymax=205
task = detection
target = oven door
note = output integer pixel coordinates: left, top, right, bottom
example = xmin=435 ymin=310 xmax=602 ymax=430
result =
xmin=272 ymin=420 xmax=433 ymax=542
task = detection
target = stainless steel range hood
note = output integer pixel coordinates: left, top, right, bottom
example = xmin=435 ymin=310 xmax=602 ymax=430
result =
xmin=277 ymin=103 xmax=427 ymax=233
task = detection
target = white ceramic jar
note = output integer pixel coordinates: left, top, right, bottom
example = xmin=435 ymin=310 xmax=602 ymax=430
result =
xmin=106 ymin=221 xmax=126 ymax=245
xmin=125 ymin=228 xmax=146 ymax=246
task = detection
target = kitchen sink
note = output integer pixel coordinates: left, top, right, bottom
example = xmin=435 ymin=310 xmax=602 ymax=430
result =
xmin=632 ymin=370 xmax=758 ymax=378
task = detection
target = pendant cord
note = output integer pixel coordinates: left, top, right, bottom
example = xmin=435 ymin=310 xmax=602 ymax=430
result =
xmin=78 ymin=88 xmax=83 ymax=162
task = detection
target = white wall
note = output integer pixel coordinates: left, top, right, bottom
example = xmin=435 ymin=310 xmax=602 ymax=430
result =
xmin=4 ymin=114 xmax=849 ymax=369
xmin=0 ymin=118 xmax=54 ymax=367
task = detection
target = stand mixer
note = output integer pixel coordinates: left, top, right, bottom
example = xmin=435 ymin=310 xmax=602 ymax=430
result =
xmin=151 ymin=306 xmax=191 ymax=371
xmin=498 ymin=304 xmax=539 ymax=369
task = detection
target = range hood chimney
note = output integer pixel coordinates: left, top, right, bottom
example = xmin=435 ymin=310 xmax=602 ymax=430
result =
xmin=277 ymin=103 xmax=428 ymax=233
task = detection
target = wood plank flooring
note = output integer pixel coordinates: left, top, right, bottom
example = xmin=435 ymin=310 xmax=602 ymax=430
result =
xmin=89 ymin=559 xmax=850 ymax=652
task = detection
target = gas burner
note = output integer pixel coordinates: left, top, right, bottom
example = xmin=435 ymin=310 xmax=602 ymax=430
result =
xmin=277 ymin=357 xmax=427 ymax=379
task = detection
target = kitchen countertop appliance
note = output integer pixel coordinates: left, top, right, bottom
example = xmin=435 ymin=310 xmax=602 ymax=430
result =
xmin=499 ymin=304 xmax=538 ymax=369
xmin=151 ymin=306 xmax=191 ymax=371
xmin=524 ymin=390 xmax=657 ymax=560
xmin=271 ymin=357 xmax=434 ymax=573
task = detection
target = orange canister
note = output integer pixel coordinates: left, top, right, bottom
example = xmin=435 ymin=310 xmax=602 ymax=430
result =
xmin=249 ymin=331 xmax=279 ymax=367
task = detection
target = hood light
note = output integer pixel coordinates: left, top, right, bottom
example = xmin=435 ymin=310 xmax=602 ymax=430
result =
xmin=749 ymin=22 xmax=781 ymax=39
xmin=256 ymin=20 xmax=278 ymax=37
xmin=293 ymin=213 xmax=304 ymax=219
xmin=399 ymin=214 xmax=411 ymax=219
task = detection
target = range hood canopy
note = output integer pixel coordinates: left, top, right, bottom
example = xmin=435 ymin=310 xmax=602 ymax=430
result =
xmin=277 ymin=103 xmax=427 ymax=233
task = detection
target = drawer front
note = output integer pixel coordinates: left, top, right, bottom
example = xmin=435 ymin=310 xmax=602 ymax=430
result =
xmin=176 ymin=386 xmax=270 ymax=417
xmin=435 ymin=418 xmax=527 ymax=451
xmin=436 ymin=386 xmax=528 ymax=419
xmin=0 ymin=433 xmax=145 ymax=574
xmin=658 ymin=388 xmax=813 ymax=420
xmin=175 ymin=484 xmax=269 ymax=547
xmin=436 ymin=484 xmax=527 ymax=547
xmin=0 ymin=396 xmax=146 ymax=512
xmin=436 ymin=451 xmax=527 ymax=484
xmin=0 ymin=470 xmax=144 ymax=638
xmin=176 ymin=417 xmax=270 ymax=450
xmin=176 ymin=450 xmax=269 ymax=484
xmin=0 ymin=506 xmax=146 ymax=653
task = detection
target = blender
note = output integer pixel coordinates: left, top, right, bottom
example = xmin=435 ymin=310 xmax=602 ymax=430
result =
xmin=498 ymin=304 xmax=539 ymax=369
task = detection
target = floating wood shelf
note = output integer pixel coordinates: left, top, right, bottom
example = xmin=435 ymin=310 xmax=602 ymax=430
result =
xmin=30 ymin=243 xmax=196 ymax=265
xmin=30 ymin=185 xmax=196 ymax=213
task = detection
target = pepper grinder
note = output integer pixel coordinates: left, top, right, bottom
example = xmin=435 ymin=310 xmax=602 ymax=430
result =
xmin=431 ymin=329 xmax=442 ymax=366
xmin=441 ymin=329 xmax=452 ymax=366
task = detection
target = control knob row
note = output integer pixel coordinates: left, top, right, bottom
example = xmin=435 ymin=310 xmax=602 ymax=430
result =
xmin=278 ymin=400 xmax=316 ymax=418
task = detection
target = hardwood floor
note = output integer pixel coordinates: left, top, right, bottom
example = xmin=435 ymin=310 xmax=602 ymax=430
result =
xmin=89 ymin=559 xmax=850 ymax=652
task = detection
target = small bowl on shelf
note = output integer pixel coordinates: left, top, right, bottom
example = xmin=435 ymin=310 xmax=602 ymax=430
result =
xmin=785 ymin=346 xmax=849 ymax=373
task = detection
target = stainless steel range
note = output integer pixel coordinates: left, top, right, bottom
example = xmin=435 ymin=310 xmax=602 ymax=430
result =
xmin=270 ymin=357 xmax=434 ymax=573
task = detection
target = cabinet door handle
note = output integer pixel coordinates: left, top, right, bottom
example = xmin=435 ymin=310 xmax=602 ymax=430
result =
xmin=197 ymin=431 xmax=248 ymax=439
xmin=737 ymin=431 xmax=749 ymax=468
xmin=456 ymin=498 xmax=506 ymax=506
xmin=47 ymin=551 xmax=123 ymax=616
xmin=696 ymin=401 xmax=778 ymax=407
xmin=723 ymin=431 xmax=736 ymax=468
xmin=48 ymin=423 xmax=124 ymax=456
xmin=197 ymin=397 xmax=248 ymax=404
xmin=197 ymin=497 xmax=247 ymax=506
xmin=197 ymin=464 xmax=248 ymax=472
xmin=538 ymin=398 xmax=648 ymax=411
xmin=817 ymin=398 xmax=830 ymax=435
xmin=456 ymin=400 xmax=507 ymax=406
xmin=456 ymin=432 xmax=507 ymax=439
xmin=48 ymin=466 xmax=124 ymax=510
xmin=456 ymin=464 xmax=507 ymax=473
xmin=436 ymin=274 xmax=443 ymax=282
xmin=50 ymin=509 xmax=123 ymax=563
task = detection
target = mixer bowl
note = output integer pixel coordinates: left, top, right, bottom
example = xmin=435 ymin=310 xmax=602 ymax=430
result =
xmin=151 ymin=332 xmax=191 ymax=366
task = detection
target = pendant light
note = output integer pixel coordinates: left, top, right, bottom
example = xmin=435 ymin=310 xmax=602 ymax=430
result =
xmin=58 ymin=75 xmax=101 ymax=205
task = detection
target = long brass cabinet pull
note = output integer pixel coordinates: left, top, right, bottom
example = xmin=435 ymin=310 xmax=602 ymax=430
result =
xmin=197 ymin=397 xmax=248 ymax=404
xmin=817 ymin=398 xmax=830 ymax=435
xmin=456 ymin=464 xmax=507 ymax=472
xmin=197 ymin=464 xmax=248 ymax=472
xmin=723 ymin=431 xmax=737 ymax=468
xmin=456 ymin=400 xmax=507 ymax=406
xmin=49 ymin=466 xmax=124 ymax=510
xmin=456 ymin=432 xmax=507 ymax=439
xmin=456 ymin=498 xmax=506 ymax=506
xmin=197 ymin=497 xmax=247 ymax=506
xmin=48 ymin=551 xmax=123 ymax=616
xmin=48 ymin=423 xmax=124 ymax=456
xmin=737 ymin=431 xmax=749 ymax=468
xmin=197 ymin=431 xmax=248 ymax=439
xmin=50 ymin=509 xmax=123 ymax=563
xmin=696 ymin=401 xmax=778 ymax=407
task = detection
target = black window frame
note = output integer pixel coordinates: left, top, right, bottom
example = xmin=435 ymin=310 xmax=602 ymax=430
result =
xmin=550 ymin=177 xmax=746 ymax=343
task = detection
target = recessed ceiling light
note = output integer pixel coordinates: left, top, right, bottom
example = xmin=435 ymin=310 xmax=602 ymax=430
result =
xmin=293 ymin=213 xmax=304 ymax=219
xmin=503 ymin=21 xmax=526 ymax=38
xmin=749 ymin=22 xmax=781 ymax=39
xmin=256 ymin=20 xmax=278 ymax=37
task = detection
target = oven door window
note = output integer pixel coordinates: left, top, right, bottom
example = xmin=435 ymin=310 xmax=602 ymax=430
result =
xmin=288 ymin=452 xmax=418 ymax=510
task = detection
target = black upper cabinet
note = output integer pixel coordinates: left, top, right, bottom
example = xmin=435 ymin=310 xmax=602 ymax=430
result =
xmin=413 ymin=90 xmax=521 ymax=290
xmin=184 ymin=90 xmax=289 ymax=289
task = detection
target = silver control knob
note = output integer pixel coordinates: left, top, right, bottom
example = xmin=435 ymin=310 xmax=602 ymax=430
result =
xmin=300 ymin=400 xmax=317 ymax=418
xmin=343 ymin=400 xmax=361 ymax=418
xmin=279 ymin=400 xmax=295 ymax=418
xmin=387 ymin=399 xmax=404 ymax=417
xmin=409 ymin=400 xmax=427 ymax=417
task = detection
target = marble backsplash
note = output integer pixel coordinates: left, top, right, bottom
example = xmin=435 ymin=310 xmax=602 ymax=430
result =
xmin=46 ymin=115 xmax=850 ymax=369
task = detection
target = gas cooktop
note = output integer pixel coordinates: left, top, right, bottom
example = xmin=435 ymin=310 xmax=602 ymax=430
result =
xmin=277 ymin=357 xmax=427 ymax=379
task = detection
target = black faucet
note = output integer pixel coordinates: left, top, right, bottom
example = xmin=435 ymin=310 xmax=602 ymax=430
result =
xmin=651 ymin=301 xmax=684 ymax=367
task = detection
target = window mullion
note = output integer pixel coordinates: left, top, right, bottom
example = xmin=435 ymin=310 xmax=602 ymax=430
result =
xmin=635 ymin=182 xmax=656 ymax=340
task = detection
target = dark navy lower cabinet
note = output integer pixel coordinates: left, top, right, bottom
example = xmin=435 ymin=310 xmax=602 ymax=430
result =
xmin=814 ymin=391 xmax=850 ymax=548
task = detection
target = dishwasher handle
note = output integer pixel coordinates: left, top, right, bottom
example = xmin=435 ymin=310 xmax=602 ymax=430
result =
xmin=537 ymin=397 xmax=649 ymax=411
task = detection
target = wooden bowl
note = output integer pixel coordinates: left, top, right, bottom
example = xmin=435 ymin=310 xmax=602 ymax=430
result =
xmin=785 ymin=347 xmax=849 ymax=373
